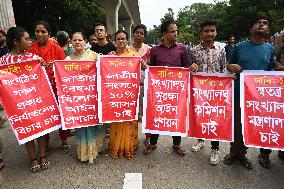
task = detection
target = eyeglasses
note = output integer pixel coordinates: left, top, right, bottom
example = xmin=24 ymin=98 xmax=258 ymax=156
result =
xmin=134 ymin=31 xmax=145 ymax=36
xmin=95 ymin=29 xmax=105 ymax=33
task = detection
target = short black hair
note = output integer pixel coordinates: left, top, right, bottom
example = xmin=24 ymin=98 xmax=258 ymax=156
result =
xmin=95 ymin=23 xmax=106 ymax=29
xmin=254 ymin=16 xmax=271 ymax=26
xmin=133 ymin=24 xmax=147 ymax=36
xmin=6 ymin=26 xmax=26 ymax=51
xmin=160 ymin=20 xmax=176 ymax=34
xmin=56 ymin=31 xmax=69 ymax=47
xmin=114 ymin=30 xmax=128 ymax=41
xmin=34 ymin=20 xmax=51 ymax=34
xmin=228 ymin=35 xmax=235 ymax=39
xmin=200 ymin=19 xmax=217 ymax=31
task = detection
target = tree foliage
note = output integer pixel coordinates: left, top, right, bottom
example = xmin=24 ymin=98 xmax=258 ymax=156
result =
xmin=147 ymin=0 xmax=284 ymax=44
xmin=12 ymin=0 xmax=106 ymax=37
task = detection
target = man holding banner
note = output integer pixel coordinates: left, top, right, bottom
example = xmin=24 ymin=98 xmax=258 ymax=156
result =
xmin=143 ymin=20 xmax=191 ymax=156
xmin=224 ymin=16 xmax=278 ymax=169
xmin=189 ymin=19 xmax=227 ymax=165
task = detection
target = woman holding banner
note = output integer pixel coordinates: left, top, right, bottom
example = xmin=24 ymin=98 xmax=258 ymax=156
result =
xmin=65 ymin=32 xmax=106 ymax=163
xmin=128 ymin=24 xmax=152 ymax=146
xmin=28 ymin=21 xmax=70 ymax=153
xmin=107 ymin=30 xmax=139 ymax=159
xmin=0 ymin=27 xmax=49 ymax=172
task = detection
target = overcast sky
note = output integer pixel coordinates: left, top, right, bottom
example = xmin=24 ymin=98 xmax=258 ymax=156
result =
xmin=139 ymin=0 xmax=216 ymax=29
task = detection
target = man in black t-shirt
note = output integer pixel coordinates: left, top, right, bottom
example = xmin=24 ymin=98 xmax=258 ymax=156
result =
xmin=90 ymin=23 xmax=116 ymax=55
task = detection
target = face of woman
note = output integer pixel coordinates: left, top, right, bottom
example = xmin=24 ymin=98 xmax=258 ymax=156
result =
xmin=115 ymin=32 xmax=128 ymax=49
xmin=71 ymin=33 xmax=86 ymax=51
xmin=35 ymin=24 xmax=50 ymax=46
xmin=133 ymin=28 xmax=145 ymax=43
xmin=17 ymin=32 xmax=32 ymax=51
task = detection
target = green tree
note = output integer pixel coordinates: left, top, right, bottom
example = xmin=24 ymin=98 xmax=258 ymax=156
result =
xmin=12 ymin=0 xmax=105 ymax=37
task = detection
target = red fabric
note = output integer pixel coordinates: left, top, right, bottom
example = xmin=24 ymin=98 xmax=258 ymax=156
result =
xmin=28 ymin=40 xmax=66 ymax=94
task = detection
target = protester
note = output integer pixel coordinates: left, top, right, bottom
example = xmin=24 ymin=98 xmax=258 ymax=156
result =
xmin=28 ymin=21 xmax=70 ymax=153
xmin=90 ymin=23 xmax=116 ymax=55
xmin=224 ymin=16 xmax=280 ymax=169
xmin=0 ymin=30 xmax=8 ymax=58
xmin=89 ymin=33 xmax=97 ymax=47
xmin=143 ymin=20 xmax=190 ymax=156
xmin=189 ymin=19 xmax=227 ymax=165
xmin=107 ymin=30 xmax=139 ymax=159
xmin=56 ymin=31 xmax=74 ymax=56
xmin=225 ymin=35 xmax=236 ymax=63
xmin=0 ymin=27 xmax=50 ymax=172
xmin=128 ymin=24 xmax=151 ymax=145
xmin=64 ymin=32 xmax=106 ymax=163
xmin=106 ymin=32 xmax=114 ymax=44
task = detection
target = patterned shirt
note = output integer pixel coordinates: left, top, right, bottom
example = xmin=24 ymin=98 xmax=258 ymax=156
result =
xmin=190 ymin=42 xmax=227 ymax=73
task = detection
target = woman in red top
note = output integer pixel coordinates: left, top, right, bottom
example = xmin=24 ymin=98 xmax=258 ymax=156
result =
xmin=28 ymin=21 xmax=70 ymax=153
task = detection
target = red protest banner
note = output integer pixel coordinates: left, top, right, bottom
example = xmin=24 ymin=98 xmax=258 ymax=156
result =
xmin=54 ymin=60 xmax=99 ymax=129
xmin=142 ymin=66 xmax=189 ymax=137
xmin=0 ymin=60 xmax=61 ymax=144
xmin=189 ymin=73 xmax=234 ymax=142
xmin=240 ymin=71 xmax=284 ymax=150
xmin=97 ymin=56 xmax=141 ymax=123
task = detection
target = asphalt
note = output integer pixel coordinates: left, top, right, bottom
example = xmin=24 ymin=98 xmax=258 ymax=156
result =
xmin=1 ymin=121 xmax=284 ymax=189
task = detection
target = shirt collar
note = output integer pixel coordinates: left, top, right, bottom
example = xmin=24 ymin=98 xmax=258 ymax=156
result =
xmin=159 ymin=43 xmax=177 ymax=48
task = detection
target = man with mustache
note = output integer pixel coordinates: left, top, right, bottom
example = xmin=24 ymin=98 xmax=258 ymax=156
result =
xmin=224 ymin=16 xmax=281 ymax=169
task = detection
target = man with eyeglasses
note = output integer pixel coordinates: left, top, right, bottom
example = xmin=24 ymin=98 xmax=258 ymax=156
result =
xmin=90 ymin=23 xmax=116 ymax=55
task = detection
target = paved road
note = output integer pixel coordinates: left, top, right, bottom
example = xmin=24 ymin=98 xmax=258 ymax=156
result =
xmin=1 ymin=122 xmax=284 ymax=189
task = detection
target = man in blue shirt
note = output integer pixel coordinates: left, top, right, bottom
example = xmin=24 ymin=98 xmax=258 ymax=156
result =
xmin=224 ymin=35 xmax=235 ymax=63
xmin=224 ymin=16 xmax=277 ymax=169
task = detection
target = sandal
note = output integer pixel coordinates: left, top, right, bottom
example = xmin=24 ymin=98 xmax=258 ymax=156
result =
xmin=40 ymin=156 xmax=50 ymax=170
xmin=239 ymin=155 xmax=253 ymax=170
xmin=144 ymin=136 xmax=150 ymax=146
xmin=172 ymin=145 xmax=186 ymax=156
xmin=258 ymin=154 xmax=271 ymax=169
xmin=61 ymin=142 xmax=70 ymax=154
xmin=30 ymin=158 xmax=41 ymax=173
xmin=223 ymin=154 xmax=238 ymax=165
xmin=0 ymin=158 xmax=4 ymax=171
xmin=143 ymin=145 xmax=157 ymax=155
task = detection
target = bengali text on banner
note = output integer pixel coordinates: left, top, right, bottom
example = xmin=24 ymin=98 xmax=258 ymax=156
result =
xmin=0 ymin=60 xmax=61 ymax=144
xmin=142 ymin=66 xmax=189 ymax=137
xmin=240 ymin=71 xmax=284 ymax=150
xmin=54 ymin=60 xmax=100 ymax=129
xmin=189 ymin=73 xmax=234 ymax=142
xmin=97 ymin=56 xmax=141 ymax=123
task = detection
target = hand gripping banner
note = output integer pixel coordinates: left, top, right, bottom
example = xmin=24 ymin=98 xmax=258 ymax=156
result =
xmin=240 ymin=71 xmax=284 ymax=150
xmin=54 ymin=60 xmax=100 ymax=129
xmin=0 ymin=60 xmax=61 ymax=144
xmin=189 ymin=73 xmax=234 ymax=142
xmin=142 ymin=66 xmax=189 ymax=137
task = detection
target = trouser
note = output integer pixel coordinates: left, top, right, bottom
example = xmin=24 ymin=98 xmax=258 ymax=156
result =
xmin=260 ymin=148 xmax=272 ymax=155
xmin=150 ymin=134 xmax=181 ymax=146
xmin=230 ymin=99 xmax=248 ymax=156
xmin=197 ymin=139 xmax=219 ymax=150
xmin=46 ymin=128 xmax=69 ymax=144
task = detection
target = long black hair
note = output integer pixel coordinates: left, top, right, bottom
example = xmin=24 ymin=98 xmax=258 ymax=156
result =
xmin=6 ymin=26 xmax=26 ymax=51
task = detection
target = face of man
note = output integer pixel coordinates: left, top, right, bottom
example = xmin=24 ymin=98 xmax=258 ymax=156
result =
xmin=163 ymin=23 xmax=177 ymax=44
xmin=95 ymin=25 xmax=106 ymax=40
xmin=89 ymin=35 xmax=97 ymax=46
xmin=251 ymin=18 xmax=269 ymax=37
xmin=228 ymin=37 xmax=235 ymax=45
xmin=200 ymin=25 xmax=217 ymax=43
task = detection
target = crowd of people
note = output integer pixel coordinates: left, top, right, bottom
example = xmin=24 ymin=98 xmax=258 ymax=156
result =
xmin=0 ymin=15 xmax=284 ymax=184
